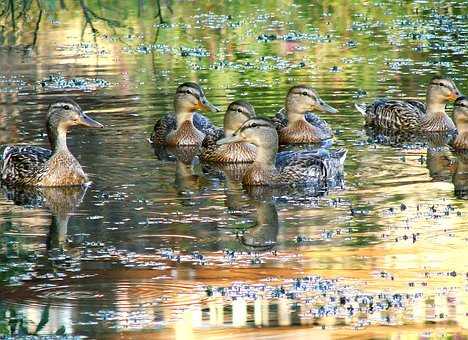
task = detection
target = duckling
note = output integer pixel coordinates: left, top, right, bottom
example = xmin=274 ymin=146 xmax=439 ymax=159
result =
xmin=217 ymin=118 xmax=346 ymax=186
xmin=151 ymin=82 xmax=220 ymax=146
xmin=200 ymin=100 xmax=257 ymax=163
xmin=1 ymin=99 xmax=103 ymax=187
xmin=355 ymin=77 xmax=461 ymax=132
xmin=452 ymin=96 xmax=468 ymax=150
xmin=272 ymin=85 xmax=337 ymax=144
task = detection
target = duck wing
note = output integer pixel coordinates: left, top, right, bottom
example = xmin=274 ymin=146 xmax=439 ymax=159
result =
xmin=151 ymin=113 xmax=177 ymax=144
xmin=272 ymin=108 xmax=332 ymax=138
xmin=193 ymin=112 xmax=222 ymax=139
xmin=1 ymin=145 xmax=52 ymax=185
xmin=357 ymin=98 xmax=425 ymax=130
xmin=152 ymin=112 xmax=221 ymax=145
xmin=275 ymin=148 xmax=346 ymax=185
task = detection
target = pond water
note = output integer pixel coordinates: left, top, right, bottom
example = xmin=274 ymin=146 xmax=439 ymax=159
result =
xmin=0 ymin=1 xmax=467 ymax=338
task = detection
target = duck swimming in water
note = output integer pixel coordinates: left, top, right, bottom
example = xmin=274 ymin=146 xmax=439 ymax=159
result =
xmin=452 ymin=96 xmax=468 ymax=150
xmin=151 ymin=82 xmax=220 ymax=146
xmin=201 ymin=100 xmax=257 ymax=163
xmin=216 ymin=118 xmax=346 ymax=186
xmin=355 ymin=77 xmax=461 ymax=132
xmin=272 ymin=85 xmax=337 ymax=144
xmin=1 ymin=98 xmax=103 ymax=187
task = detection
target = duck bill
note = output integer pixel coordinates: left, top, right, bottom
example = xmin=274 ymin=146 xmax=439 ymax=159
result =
xmin=448 ymin=84 xmax=462 ymax=101
xmin=216 ymin=135 xmax=243 ymax=145
xmin=316 ymin=99 xmax=338 ymax=113
xmin=79 ymin=112 xmax=104 ymax=128
xmin=197 ymin=96 xmax=220 ymax=112
xmin=448 ymin=93 xmax=460 ymax=101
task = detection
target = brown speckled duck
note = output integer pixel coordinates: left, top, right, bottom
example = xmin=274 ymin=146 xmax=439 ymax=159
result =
xmin=452 ymin=96 xmax=468 ymax=150
xmin=201 ymin=100 xmax=257 ymax=163
xmin=272 ymin=85 xmax=337 ymax=144
xmin=151 ymin=82 xmax=220 ymax=146
xmin=1 ymin=98 xmax=103 ymax=187
xmin=355 ymin=77 xmax=461 ymax=132
xmin=217 ymin=118 xmax=346 ymax=187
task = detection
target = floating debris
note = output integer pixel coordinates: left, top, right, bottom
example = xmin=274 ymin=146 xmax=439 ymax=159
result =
xmin=40 ymin=74 xmax=110 ymax=91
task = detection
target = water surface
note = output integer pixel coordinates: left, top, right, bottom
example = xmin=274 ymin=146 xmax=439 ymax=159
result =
xmin=0 ymin=1 xmax=467 ymax=338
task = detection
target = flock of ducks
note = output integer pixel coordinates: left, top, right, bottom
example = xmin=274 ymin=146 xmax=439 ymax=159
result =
xmin=0 ymin=77 xmax=466 ymax=190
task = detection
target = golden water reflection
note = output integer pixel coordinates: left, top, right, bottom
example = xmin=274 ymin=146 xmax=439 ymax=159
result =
xmin=0 ymin=0 xmax=467 ymax=338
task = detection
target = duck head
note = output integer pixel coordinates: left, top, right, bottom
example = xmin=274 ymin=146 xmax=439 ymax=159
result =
xmin=285 ymin=85 xmax=338 ymax=117
xmin=47 ymin=98 xmax=103 ymax=129
xmin=46 ymin=98 xmax=103 ymax=151
xmin=223 ymin=100 xmax=256 ymax=137
xmin=454 ymin=96 xmax=468 ymax=127
xmin=174 ymin=82 xmax=219 ymax=119
xmin=427 ymin=77 xmax=461 ymax=105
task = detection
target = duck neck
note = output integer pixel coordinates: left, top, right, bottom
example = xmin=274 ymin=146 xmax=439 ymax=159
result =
xmin=223 ymin=126 xmax=235 ymax=137
xmin=253 ymin=143 xmax=278 ymax=168
xmin=285 ymin=106 xmax=306 ymax=125
xmin=174 ymin=101 xmax=195 ymax=129
xmin=426 ymin=89 xmax=447 ymax=115
xmin=47 ymin=120 xmax=69 ymax=154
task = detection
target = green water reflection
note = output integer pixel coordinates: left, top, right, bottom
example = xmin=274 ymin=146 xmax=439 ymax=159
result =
xmin=0 ymin=0 xmax=467 ymax=338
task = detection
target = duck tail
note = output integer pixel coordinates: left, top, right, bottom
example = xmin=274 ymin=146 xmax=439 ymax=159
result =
xmin=354 ymin=103 xmax=368 ymax=117
xmin=1 ymin=146 xmax=12 ymax=161
xmin=334 ymin=148 xmax=348 ymax=166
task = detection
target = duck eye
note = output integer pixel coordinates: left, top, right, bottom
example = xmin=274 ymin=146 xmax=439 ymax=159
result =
xmin=63 ymin=105 xmax=70 ymax=110
xmin=237 ymin=108 xmax=242 ymax=113
xmin=302 ymin=91 xmax=308 ymax=96
xmin=185 ymin=90 xmax=191 ymax=95
xmin=439 ymin=83 xmax=445 ymax=87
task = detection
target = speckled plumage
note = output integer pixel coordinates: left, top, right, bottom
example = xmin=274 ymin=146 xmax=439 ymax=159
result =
xmin=272 ymin=108 xmax=333 ymax=144
xmin=201 ymin=141 xmax=256 ymax=163
xmin=240 ymin=148 xmax=346 ymax=187
xmin=357 ymin=99 xmax=427 ymax=130
xmin=1 ymin=146 xmax=87 ymax=186
xmin=356 ymin=77 xmax=460 ymax=132
xmin=1 ymin=98 xmax=102 ymax=187
xmin=451 ymin=96 xmax=468 ymax=150
xmin=270 ymin=85 xmax=337 ymax=145
xmin=216 ymin=118 xmax=346 ymax=187
xmin=200 ymin=100 xmax=257 ymax=163
xmin=150 ymin=82 xmax=220 ymax=146
xmin=151 ymin=112 xmax=220 ymax=146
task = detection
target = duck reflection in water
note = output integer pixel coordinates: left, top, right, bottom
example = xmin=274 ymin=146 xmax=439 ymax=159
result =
xmin=153 ymin=145 xmax=211 ymax=204
xmin=426 ymin=147 xmax=456 ymax=182
xmin=1 ymin=184 xmax=88 ymax=249
xmin=240 ymin=186 xmax=280 ymax=251
xmin=452 ymin=152 xmax=468 ymax=199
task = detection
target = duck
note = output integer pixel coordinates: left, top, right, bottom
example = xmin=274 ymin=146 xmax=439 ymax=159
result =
xmin=1 ymin=98 xmax=103 ymax=187
xmin=271 ymin=85 xmax=338 ymax=144
xmin=216 ymin=118 xmax=346 ymax=186
xmin=355 ymin=77 xmax=461 ymax=132
xmin=451 ymin=96 xmax=468 ymax=150
xmin=151 ymin=82 xmax=220 ymax=146
xmin=200 ymin=100 xmax=257 ymax=163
